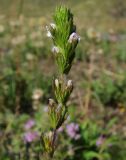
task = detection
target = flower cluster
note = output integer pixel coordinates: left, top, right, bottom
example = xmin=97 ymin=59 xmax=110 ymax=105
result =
xmin=54 ymin=79 xmax=73 ymax=105
xmin=46 ymin=6 xmax=80 ymax=74
xmin=48 ymin=99 xmax=67 ymax=129
xmin=41 ymin=6 xmax=79 ymax=158
xmin=23 ymin=119 xmax=39 ymax=143
xmin=66 ymin=123 xmax=80 ymax=140
xmin=24 ymin=131 xmax=39 ymax=143
xmin=24 ymin=119 xmax=35 ymax=130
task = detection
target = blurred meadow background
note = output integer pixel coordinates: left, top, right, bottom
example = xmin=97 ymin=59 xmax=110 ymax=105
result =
xmin=0 ymin=0 xmax=126 ymax=159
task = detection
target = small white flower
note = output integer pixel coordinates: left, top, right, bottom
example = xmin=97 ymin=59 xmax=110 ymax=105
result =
xmin=67 ymin=80 xmax=73 ymax=88
xmin=68 ymin=32 xmax=80 ymax=43
xmin=50 ymin=23 xmax=56 ymax=29
xmin=46 ymin=26 xmax=52 ymax=38
xmin=47 ymin=30 xmax=52 ymax=38
xmin=55 ymin=79 xmax=59 ymax=88
xmin=52 ymin=46 xmax=59 ymax=54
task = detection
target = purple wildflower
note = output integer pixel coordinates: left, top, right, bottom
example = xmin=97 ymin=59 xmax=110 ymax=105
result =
xmin=24 ymin=119 xmax=35 ymax=130
xmin=24 ymin=131 xmax=39 ymax=143
xmin=66 ymin=123 xmax=80 ymax=140
xmin=96 ymin=135 xmax=105 ymax=147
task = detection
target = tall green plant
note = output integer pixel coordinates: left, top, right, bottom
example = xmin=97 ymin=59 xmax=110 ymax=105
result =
xmin=41 ymin=6 xmax=80 ymax=158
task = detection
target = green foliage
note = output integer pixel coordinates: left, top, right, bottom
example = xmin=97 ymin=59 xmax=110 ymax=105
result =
xmin=116 ymin=41 xmax=126 ymax=62
xmin=63 ymin=119 xmax=120 ymax=160
xmin=91 ymin=74 xmax=126 ymax=106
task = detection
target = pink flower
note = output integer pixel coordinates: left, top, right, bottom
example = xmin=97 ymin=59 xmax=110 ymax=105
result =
xmin=24 ymin=131 xmax=39 ymax=143
xmin=24 ymin=119 xmax=35 ymax=130
xmin=96 ymin=135 xmax=105 ymax=147
xmin=66 ymin=123 xmax=80 ymax=140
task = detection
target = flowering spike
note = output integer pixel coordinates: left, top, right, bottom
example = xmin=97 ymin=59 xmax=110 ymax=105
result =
xmin=46 ymin=6 xmax=79 ymax=74
xmin=42 ymin=6 xmax=79 ymax=158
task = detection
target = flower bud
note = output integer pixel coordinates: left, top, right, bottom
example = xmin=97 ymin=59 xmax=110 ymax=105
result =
xmin=49 ymin=98 xmax=55 ymax=107
xmin=50 ymin=23 xmax=56 ymax=29
xmin=66 ymin=80 xmax=73 ymax=92
xmin=46 ymin=26 xmax=52 ymax=38
xmin=67 ymin=80 xmax=73 ymax=87
xmin=46 ymin=131 xmax=53 ymax=140
xmin=68 ymin=32 xmax=80 ymax=43
xmin=55 ymin=79 xmax=59 ymax=88
xmin=52 ymin=46 xmax=59 ymax=55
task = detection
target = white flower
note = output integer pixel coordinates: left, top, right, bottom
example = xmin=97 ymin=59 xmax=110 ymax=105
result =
xmin=46 ymin=26 xmax=52 ymax=38
xmin=50 ymin=23 xmax=56 ymax=29
xmin=47 ymin=30 xmax=52 ymax=38
xmin=68 ymin=32 xmax=80 ymax=43
xmin=67 ymin=80 xmax=73 ymax=88
xmin=55 ymin=79 xmax=59 ymax=88
xmin=52 ymin=46 xmax=59 ymax=54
